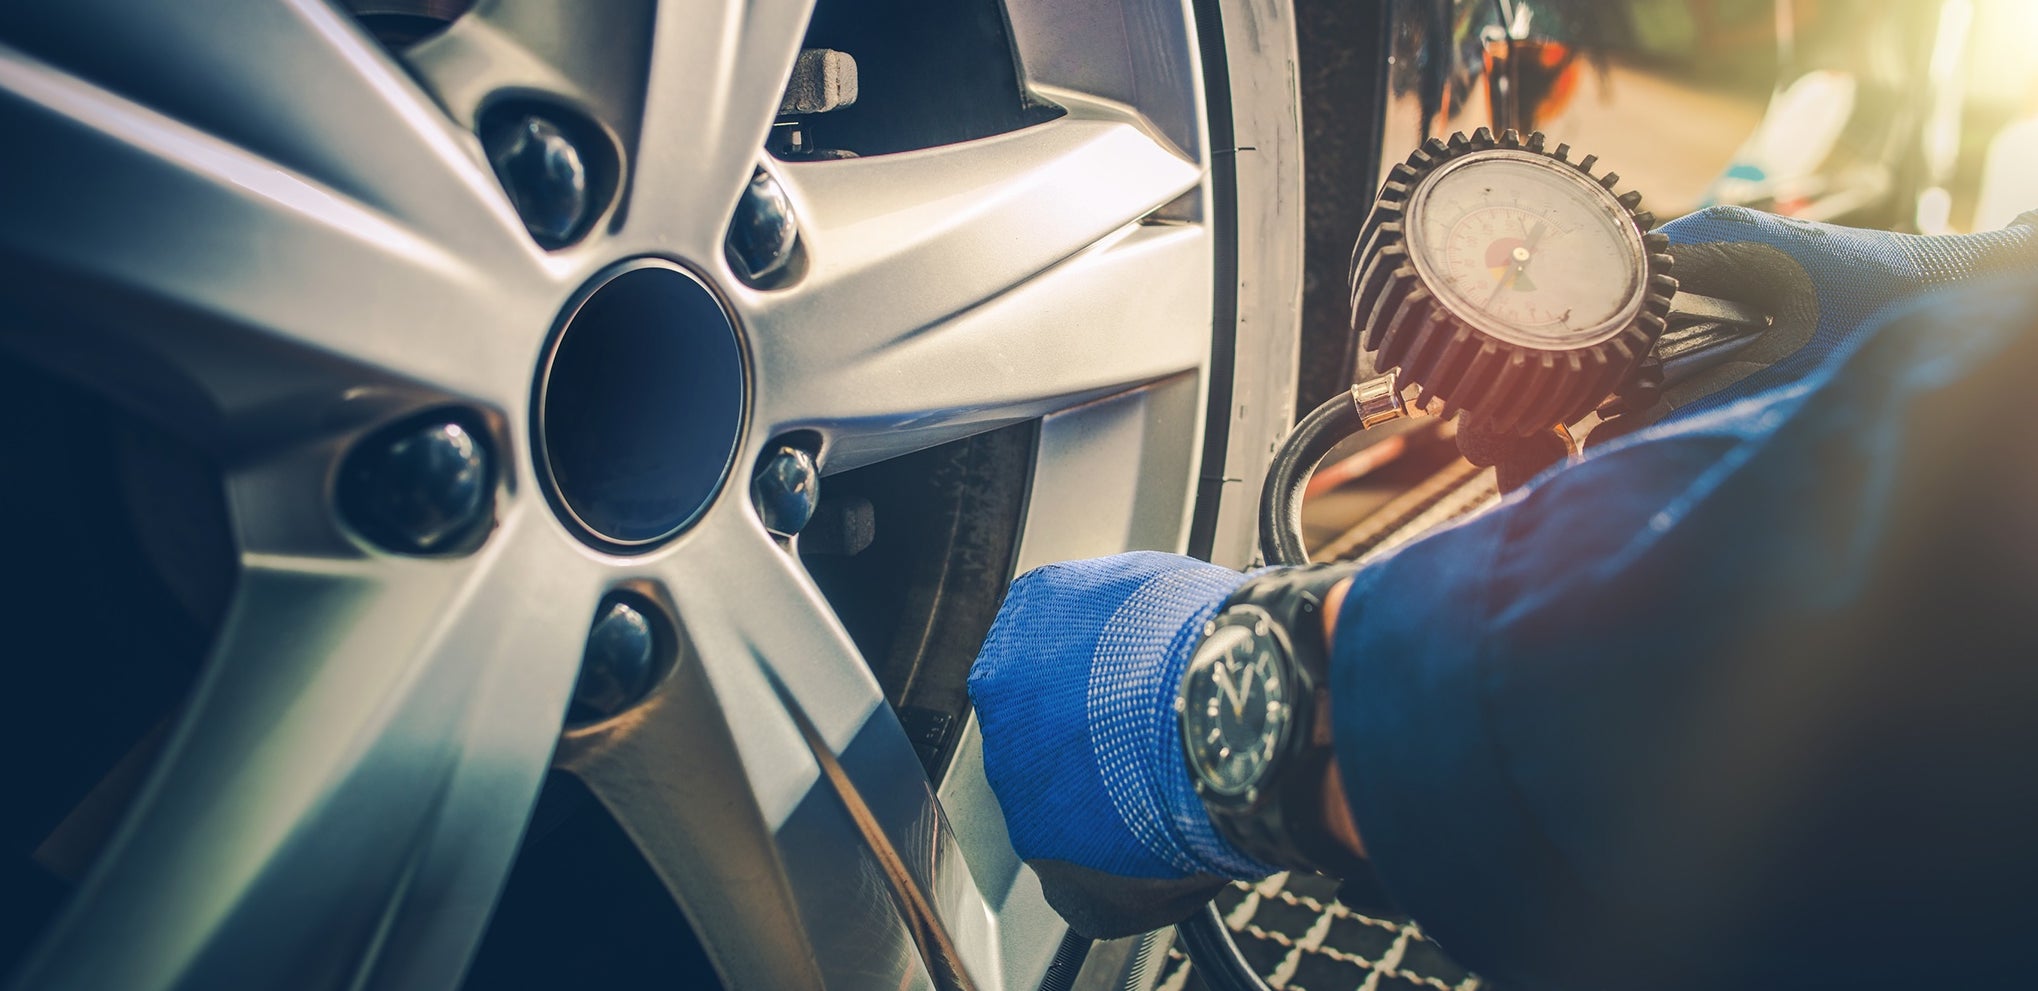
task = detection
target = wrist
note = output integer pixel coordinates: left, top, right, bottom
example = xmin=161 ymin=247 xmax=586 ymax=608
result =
xmin=1321 ymin=576 xmax=1351 ymax=647
xmin=1180 ymin=566 xmax=1368 ymax=878
xmin=1317 ymin=577 xmax=1367 ymax=860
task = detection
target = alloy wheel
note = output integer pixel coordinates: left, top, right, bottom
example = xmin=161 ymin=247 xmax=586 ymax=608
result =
xmin=0 ymin=0 xmax=1303 ymax=987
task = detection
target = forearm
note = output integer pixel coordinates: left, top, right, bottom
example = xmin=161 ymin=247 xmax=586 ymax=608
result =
xmin=1313 ymin=278 xmax=2038 ymax=989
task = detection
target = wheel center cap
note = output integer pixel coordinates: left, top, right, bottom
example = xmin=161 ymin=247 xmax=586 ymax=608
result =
xmin=536 ymin=259 xmax=745 ymax=549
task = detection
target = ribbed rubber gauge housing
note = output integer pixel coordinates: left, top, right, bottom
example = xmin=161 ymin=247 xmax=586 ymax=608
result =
xmin=1349 ymin=128 xmax=1677 ymax=435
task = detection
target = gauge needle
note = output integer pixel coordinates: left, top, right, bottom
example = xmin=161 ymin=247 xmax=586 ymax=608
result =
xmin=1485 ymin=228 xmax=1541 ymax=311
xmin=1485 ymin=264 xmax=1517 ymax=309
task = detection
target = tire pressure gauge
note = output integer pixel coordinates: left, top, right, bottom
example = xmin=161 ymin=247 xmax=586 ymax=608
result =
xmin=1351 ymin=128 xmax=1677 ymax=435
xmin=1263 ymin=128 xmax=1764 ymax=563
xmin=1219 ymin=131 xmax=1774 ymax=988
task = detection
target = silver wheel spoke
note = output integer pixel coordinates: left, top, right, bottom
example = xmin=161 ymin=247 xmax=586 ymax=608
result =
xmin=403 ymin=0 xmax=657 ymax=133
xmin=619 ymin=0 xmax=819 ymax=256
xmin=749 ymin=115 xmax=1209 ymax=470
xmin=0 ymin=41 xmax=547 ymax=431
xmin=0 ymin=0 xmax=537 ymax=272
xmin=17 ymin=508 xmax=605 ymax=991
xmin=558 ymin=504 xmax=997 ymax=990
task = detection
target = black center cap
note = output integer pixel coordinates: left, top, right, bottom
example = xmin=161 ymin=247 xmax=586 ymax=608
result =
xmin=536 ymin=259 xmax=745 ymax=549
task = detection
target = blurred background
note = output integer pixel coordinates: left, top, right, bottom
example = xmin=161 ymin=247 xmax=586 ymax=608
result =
xmin=1296 ymin=0 xmax=2038 ymax=557
xmin=1380 ymin=0 xmax=2038 ymax=234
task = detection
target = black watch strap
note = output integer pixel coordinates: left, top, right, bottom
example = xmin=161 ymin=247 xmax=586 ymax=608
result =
xmin=1204 ymin=564 xmax=1369 ymax=880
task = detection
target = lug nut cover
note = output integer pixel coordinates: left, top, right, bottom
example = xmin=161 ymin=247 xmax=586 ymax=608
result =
xmin=571 ymin=595 xmax=662 ymax=722
xmin=751 ymin=443 xmax=819 ymax=536
xmin=726 ymin=167 xmax=801 ymax=286
xmin=486 ymin=113 xmax=592 ymax=248
xmin=337 ymin=416 xmax=493 ymax=555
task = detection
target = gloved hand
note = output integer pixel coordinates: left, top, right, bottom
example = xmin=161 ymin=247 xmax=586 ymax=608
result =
xmin=1648 ymin=205 xmax=2038 ymax=418
xmin=1461 ymin=205 xmax=2038 ymax=480
xmin=967 ymin=552 xmax=1278 ymax=938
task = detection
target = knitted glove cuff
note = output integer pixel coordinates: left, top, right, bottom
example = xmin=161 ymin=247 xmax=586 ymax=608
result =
xmin=1086 ymin=567 xmax=1280 ymax=879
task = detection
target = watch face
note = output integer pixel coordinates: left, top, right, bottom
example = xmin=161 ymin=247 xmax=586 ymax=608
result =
xmin=1180 ymin=615 xmax=1292 ymax=799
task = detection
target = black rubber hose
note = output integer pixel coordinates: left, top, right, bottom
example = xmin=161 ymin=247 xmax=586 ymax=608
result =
xmin=1178 ymin=391 xmax=1371 ymax=991
xmin=1177 ymin=903 xmax=1267 ymax=991
xmin=1256 ymin=392 xmax=1364 ymax=567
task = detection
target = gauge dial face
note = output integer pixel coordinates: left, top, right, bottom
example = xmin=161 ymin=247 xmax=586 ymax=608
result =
xmin=1180 ymin=617 xmax=1291 ymax=798
xmin=1405 ymin=150 xmax=1647 ymax=350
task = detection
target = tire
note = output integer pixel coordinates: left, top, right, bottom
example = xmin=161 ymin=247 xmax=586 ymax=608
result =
xmin=0 ymin=0 xmax=1303 ymax=988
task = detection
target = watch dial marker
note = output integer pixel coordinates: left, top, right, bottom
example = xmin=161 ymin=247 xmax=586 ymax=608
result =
xmin=1180 ymin=613 xmax=1296 ymax=799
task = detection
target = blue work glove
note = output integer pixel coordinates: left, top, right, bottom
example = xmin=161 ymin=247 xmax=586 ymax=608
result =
xmin=1650 ymin=205 xmax=2038 ymax=419
xmin=968 ymin=552 xmax=1278 ymax=938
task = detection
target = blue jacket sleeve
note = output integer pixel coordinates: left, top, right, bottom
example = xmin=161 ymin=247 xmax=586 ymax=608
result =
xmin=1329 ymin=278 xmax=2038 ymax=991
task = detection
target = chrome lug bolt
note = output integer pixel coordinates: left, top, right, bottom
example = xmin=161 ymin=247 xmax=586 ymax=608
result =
xmin=751 ymin=443 xmax=819 ymax=536
xmin=485 ymin=113 xmax=591 ymax=248
xmin=571 ymin=595 xmax=661 ymax=722
xmin=338 ymin=416 xmax=493 ymax=555
xmin=726 ymin=167 xmax=802 ymax=287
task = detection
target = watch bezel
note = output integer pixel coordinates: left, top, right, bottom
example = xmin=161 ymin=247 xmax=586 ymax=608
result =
xmin=1178 ymin=603 xmax=1306 ymax=814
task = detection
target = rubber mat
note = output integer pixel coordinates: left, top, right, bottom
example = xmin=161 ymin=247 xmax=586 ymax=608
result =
xmin=1156 ymin=874 xmax=1483 ymax=991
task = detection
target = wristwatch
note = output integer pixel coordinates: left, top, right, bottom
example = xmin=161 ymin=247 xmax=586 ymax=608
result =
xmin=1176 ymin=565 xmax=1367 ymax=878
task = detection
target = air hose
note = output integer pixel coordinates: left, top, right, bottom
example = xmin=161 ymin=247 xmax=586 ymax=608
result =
xmin=1181 ymin=297 xmax=1769 ymax=991
xmin=1173 ymin=378 xmax=1393 ymax=991
xmin=1255 ymin=375 xmax=1410 ymax=567
xmin=1173 ymin=377 xmax=1401 ymax=991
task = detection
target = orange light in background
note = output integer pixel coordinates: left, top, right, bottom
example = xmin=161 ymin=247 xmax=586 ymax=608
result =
xmin=1483 ymin=38 xmax=1585 ymax=131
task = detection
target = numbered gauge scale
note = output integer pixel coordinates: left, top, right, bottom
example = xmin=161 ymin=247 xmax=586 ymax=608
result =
xmin=1351 ymin=128 xmax=1678 ymax=436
